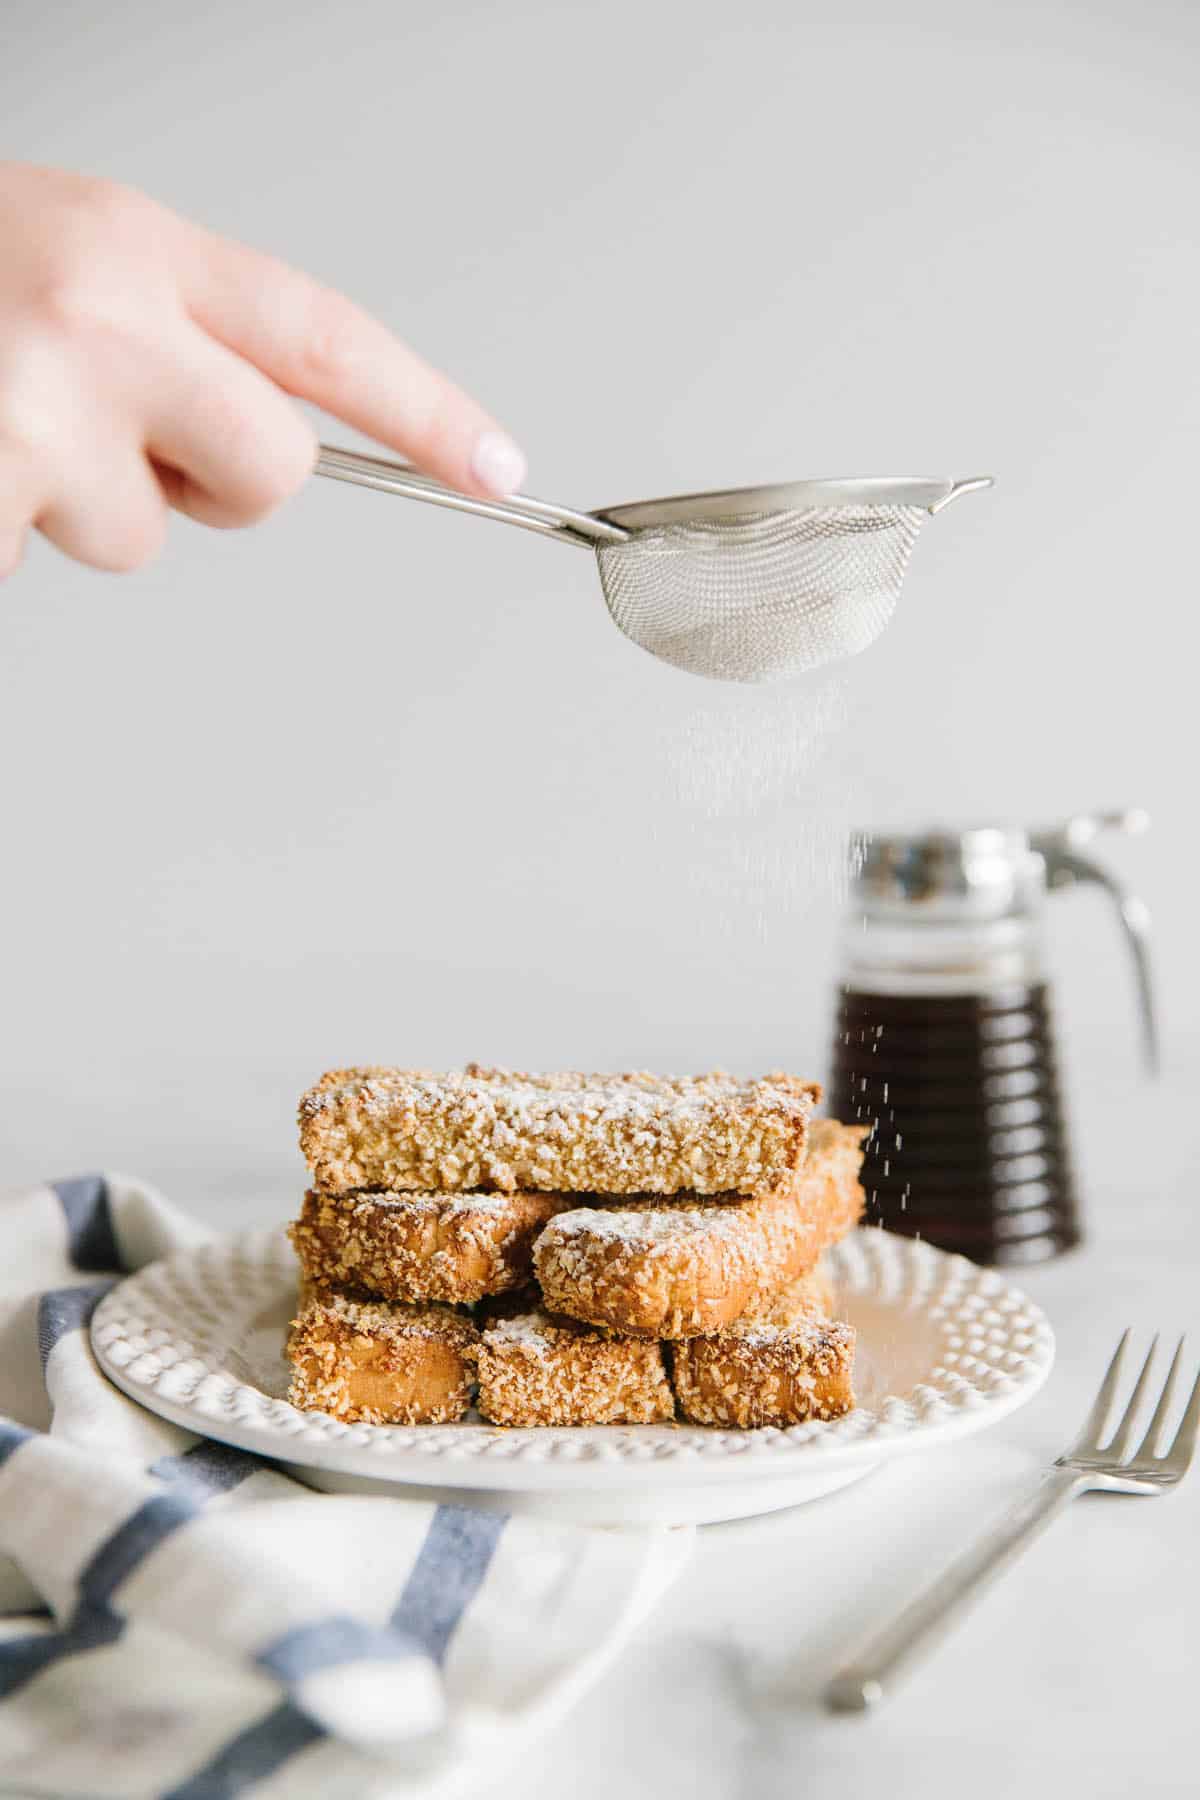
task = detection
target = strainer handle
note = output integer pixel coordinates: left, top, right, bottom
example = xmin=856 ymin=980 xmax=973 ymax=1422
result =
xmin=313 ymin=445 xmax=627 ymax=548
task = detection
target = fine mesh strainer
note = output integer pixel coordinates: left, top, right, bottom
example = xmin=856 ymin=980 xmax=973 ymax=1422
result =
xmin=315 ymin=446 xmax=991 ymax=683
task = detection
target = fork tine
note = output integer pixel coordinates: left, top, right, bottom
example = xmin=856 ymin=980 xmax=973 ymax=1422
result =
xmin=1069 ymin=1329 xmax=1131 ymax=1453
xmin=1162 ymin=1359 xmax=1200 ymax=1476
xmin=1107 ymin=1334 xmax=1159 ymax=1458
xmin=1133 ymin=1336 xmax=1186 ymax=1462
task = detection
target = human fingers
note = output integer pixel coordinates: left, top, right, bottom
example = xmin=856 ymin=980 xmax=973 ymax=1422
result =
xmin=0 ymin=526 xmax=27 ymax=581
xmin=0 ymin=439 xmax=49 ymax=578
xmin=146 ymin=329 xmax=317 ymax=529
xmin=36 ymin=446 xmax=169 ymax=573
xmin=183 ymin=230 xmax=526 ymax=500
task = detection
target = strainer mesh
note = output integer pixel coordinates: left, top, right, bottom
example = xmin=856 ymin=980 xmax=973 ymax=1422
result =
xmin=595 ymin=505 xmax=927 ymax=682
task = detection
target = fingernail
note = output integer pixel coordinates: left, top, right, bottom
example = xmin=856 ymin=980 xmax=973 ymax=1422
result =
xmin=470 ymin=431 xmax=527 ymax=498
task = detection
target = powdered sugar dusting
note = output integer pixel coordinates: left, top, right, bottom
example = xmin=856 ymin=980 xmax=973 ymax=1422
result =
xmin=484 ymin=1311 xmax=556 ymax=1352
xmin=299 ymin=1066 xmax=816 ymax=1198
xmin=328 ymin=1069 xmax=786 ymax=1128
xmin=548 ymin=1202 xmax=747 ymax=1252
xmin=367 ymin=1190 xmax=511 ymax=1216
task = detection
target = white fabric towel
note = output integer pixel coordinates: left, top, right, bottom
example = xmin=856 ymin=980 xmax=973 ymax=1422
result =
xmin=0 ymin=1174 xmax=693 ymax=1798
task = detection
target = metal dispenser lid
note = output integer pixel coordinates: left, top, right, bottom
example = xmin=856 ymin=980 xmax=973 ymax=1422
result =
xmin=854 ymin=826 xmax=1044 ymax=922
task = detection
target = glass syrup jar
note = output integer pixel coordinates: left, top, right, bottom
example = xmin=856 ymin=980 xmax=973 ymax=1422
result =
xmin=828 ymin=811 xmax=1156 ymax=1265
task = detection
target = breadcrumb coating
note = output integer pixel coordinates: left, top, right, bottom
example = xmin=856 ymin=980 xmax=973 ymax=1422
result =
xmin=475 ymin=1300 xmax=674 ymax=1427
xmin=532 ymin=1120 xmax=865 ymax=1339
xmin=672 ymin=1267 xmax=856 ymax=1427
xmin=286 ymin=1288 xmax=478 ymax=1425
xmin=298 ymin=1065 xmax=819 ymax=1198
xmin=289 ymin=1187 xmax=568 ymax=1305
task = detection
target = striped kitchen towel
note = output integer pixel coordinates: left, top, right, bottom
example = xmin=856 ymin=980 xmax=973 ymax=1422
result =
xmin=0 ymin=1175 xmax=692 ymax=1798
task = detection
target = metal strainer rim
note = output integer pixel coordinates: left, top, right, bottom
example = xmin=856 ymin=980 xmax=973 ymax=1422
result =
xmin=595 ymin=475 xmax=992 ymax=532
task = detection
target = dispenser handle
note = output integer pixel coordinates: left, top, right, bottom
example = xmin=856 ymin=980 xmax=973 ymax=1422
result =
xmin=1033 ymin=834 xmax=1159 ymax=1076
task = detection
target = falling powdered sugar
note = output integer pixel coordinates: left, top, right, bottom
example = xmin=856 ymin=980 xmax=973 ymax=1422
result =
xmin=658 ymin=673 xmax=862 ymax=931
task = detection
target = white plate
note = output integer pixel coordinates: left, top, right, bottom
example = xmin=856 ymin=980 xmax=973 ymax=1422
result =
xmin=91 ymin=1227 xmax=1054 ymax=1526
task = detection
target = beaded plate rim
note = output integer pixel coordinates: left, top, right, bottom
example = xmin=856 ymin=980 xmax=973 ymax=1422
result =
xmin=90 ymin=1226 xmax=1055 ymax=1490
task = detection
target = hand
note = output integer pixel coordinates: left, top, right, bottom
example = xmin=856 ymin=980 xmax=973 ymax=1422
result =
xmin=0 ymin=163 xmax=527 ymax=578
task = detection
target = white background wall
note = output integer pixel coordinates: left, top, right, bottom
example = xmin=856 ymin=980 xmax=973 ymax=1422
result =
xmin=1 ymin=0 xmax=1195 ymax=1224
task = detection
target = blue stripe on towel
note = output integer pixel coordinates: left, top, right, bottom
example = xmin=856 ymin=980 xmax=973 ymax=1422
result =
xmin=0 ymin=1485 xmax=198 ymax=1701
xmin=52 ymin=1176 xmax=121 ymax=1272
xmin=0 ymin=1607 xmax=123 ymax=1700
xmin=390 ymin=1504 xmax=505 ymax=1663
xmin=163 ymin=1700 xmax=325 ymax=1800
xmin=36 ymin=1280 xmax=116 ymax=1368
xmin=150 ymin=1440 xmax=268 ymax=1499
xmin=257 ymin=1614 xmax=424 ymax=1683
xmin=0 ymin=1421 xmax=33 ymax=1467
xmin=77 ymin=1492 xmax=198 ymax=1610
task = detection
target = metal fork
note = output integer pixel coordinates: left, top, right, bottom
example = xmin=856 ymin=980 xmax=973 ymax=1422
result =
xmin=826 ymin=1331 xmax=1200 ymax=1712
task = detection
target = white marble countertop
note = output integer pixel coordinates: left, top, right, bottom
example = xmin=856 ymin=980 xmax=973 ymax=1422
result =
xmin=462 ymin=1072 xmax=1197 ymax=1800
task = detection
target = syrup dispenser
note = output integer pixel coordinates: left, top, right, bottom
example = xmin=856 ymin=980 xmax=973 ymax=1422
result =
xmin=828 ymin=811 xmax=1156 ymax=1264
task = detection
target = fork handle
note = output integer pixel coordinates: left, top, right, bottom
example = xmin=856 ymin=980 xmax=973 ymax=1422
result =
xmin=826 ymin=1466 xmax=1085 ymax=1712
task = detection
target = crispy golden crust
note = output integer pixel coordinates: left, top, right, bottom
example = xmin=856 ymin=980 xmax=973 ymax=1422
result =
xmin=475 ymin=1302 xmax=674 ymax=1427
xmin=532 ymin=1120 xmax=865 ymax=1340
xmin=672 ymin=1269 xmax=856 ymax=1428
xmin=288 ymin=1187 xmax=568 ymax=1305
xmin=285 ymin=1289 xmax=478 ymax=1425
xmin=770 ymin=1260 xmax=837 ymax=1323
xmin=298 ymin=1066 xmax=820 ymax=1199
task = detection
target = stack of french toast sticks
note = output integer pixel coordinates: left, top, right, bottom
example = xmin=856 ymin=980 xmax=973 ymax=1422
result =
xmin=287 ymin=1066 xmax=867 ymax=1429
